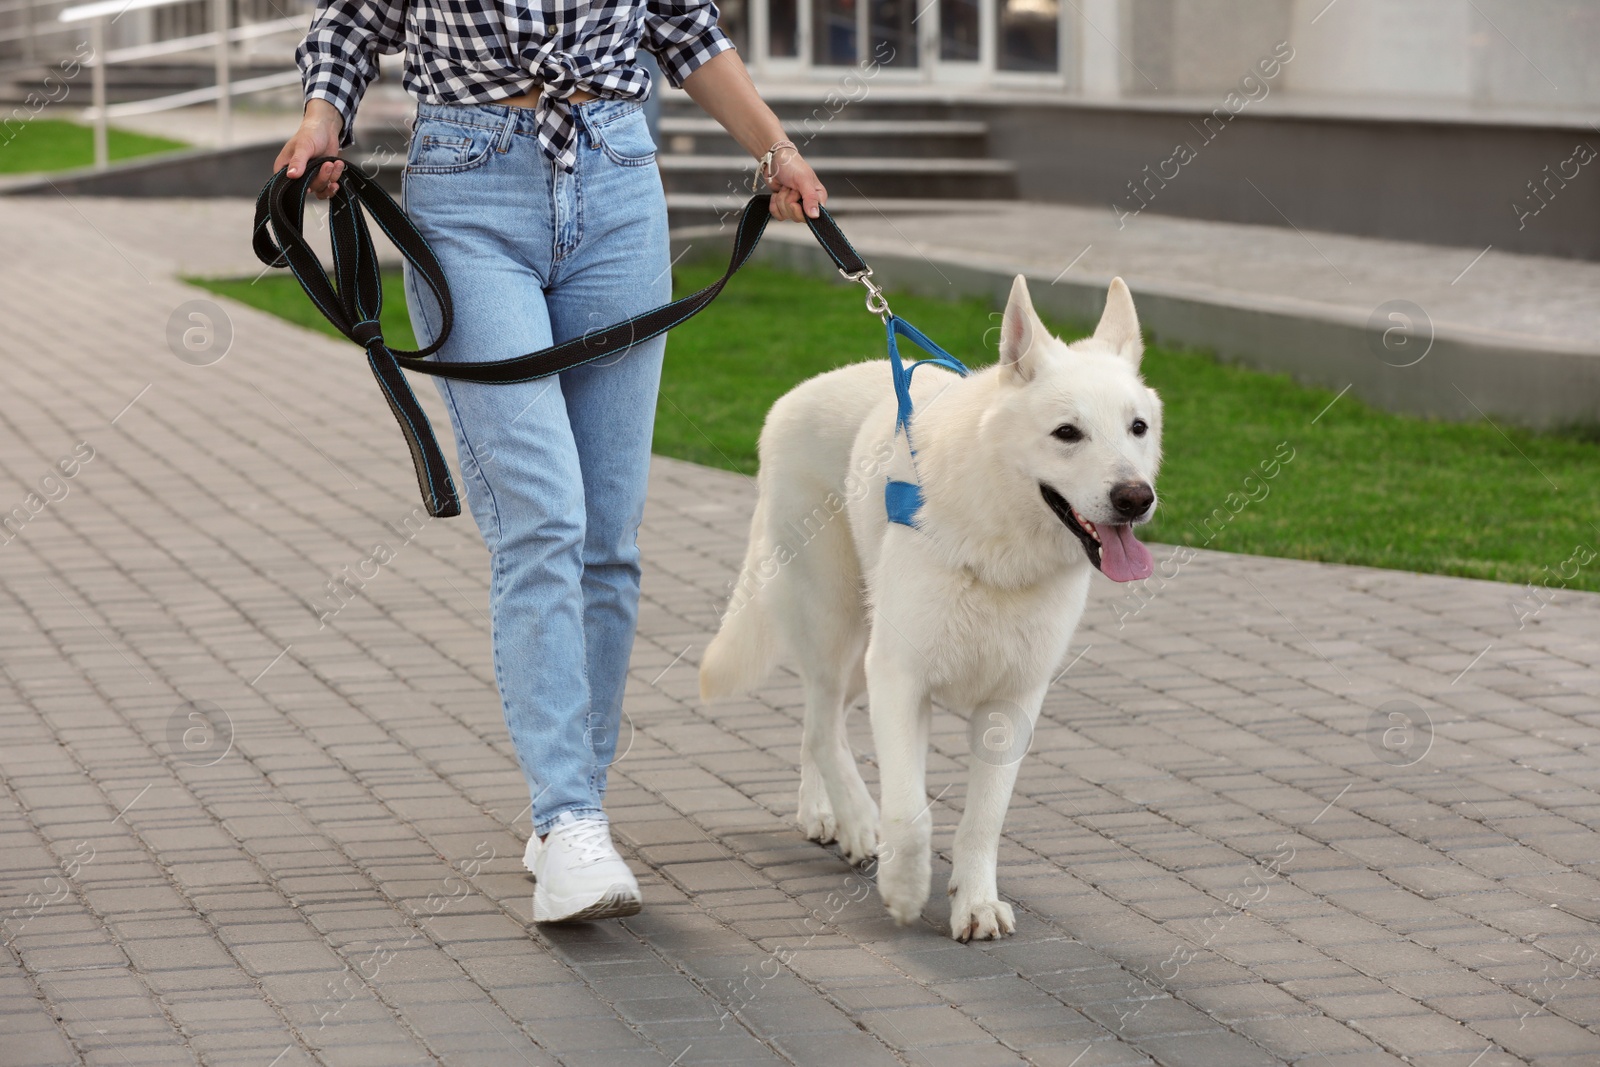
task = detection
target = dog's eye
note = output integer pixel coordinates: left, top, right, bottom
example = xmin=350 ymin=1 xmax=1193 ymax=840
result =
xmin=1052 ymin=424 xmax=1083 ymax=443
xmin=1131 ymin=419 xmax=1148 ymax=437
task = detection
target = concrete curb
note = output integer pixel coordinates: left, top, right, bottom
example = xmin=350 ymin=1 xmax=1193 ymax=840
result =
xmin=674 ymin=225 xmax=1600 ymax=430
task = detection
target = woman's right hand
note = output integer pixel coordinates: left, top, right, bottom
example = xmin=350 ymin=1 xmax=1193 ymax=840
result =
xmin=274 ymin=99 xmax=346 ymax=199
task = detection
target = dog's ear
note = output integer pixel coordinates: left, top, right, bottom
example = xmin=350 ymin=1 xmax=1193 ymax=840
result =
xmin=998 ymin=274 xmax=1044 ymax=382
xmin=1093 ymin=277 xmax=1144 ymax=369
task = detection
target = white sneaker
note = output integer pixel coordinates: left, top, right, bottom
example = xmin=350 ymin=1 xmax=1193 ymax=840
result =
xmin=522 ymin=834 xmax=541 ymax=879
xmin=533 ymin=814 xmax=641 ymax=923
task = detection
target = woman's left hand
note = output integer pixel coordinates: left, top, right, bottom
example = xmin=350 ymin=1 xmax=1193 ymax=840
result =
xmin=766 ymin=149 xmax=827 ymax=223
xmin=676 ymin=52 xmax=828 ymax=223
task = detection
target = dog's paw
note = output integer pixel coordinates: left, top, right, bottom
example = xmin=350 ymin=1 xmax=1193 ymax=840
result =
xmin=876 ymin=841 xmax=931 ymax=925
xmin=799 ymin=806 xmax=838 ymax=845
xmin=797 ymin=780 xmax=838 ymax=845
xmin=881 ymin=881 xmax=929 ymax=926
xmin=948 ymin=893 xmax=1015 ymax=942
xmin=834 ymin=816 xmax=878 ymax=867
xmin=831 ymin=790 xmax=879 ymax=867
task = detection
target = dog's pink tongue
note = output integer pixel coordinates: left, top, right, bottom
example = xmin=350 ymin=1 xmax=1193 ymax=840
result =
xmin=1098 ymin=524 xmax=1154 ymax=582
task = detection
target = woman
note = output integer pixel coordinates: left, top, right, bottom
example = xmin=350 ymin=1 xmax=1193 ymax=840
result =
xmin=275 ymin=0 xmax=826 ymax=923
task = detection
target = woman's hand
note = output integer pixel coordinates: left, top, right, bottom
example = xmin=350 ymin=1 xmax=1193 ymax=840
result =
xmin=677 ymin=52 xmax=827 ymax=223
xmin=274 ymin=99 xmax=346 ymax=199
xmin=765 ymin=148 xmax=827 ymax=223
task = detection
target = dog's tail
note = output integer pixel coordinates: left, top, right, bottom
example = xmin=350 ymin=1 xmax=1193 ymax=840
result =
xmin=700 ymin=497 xmax=778 ymax=701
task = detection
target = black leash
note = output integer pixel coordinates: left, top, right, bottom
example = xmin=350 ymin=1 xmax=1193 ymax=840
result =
xmin=252 ymin=155 xmax=873 ymax=518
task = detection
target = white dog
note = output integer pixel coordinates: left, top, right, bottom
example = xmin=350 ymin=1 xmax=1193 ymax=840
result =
xmin=700 ymin=275 xmax=1162 ymax=940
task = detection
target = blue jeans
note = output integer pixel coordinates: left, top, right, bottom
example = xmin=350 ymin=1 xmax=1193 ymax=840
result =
xmin=401 ymin=98 xmax=670 ymax=837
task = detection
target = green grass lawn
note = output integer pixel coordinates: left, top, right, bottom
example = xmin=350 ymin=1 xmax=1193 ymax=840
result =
xmin=0 ymin=119 xmax=187 ymax=174
xmin=193 ymin=264 xmax=1600 ymax=593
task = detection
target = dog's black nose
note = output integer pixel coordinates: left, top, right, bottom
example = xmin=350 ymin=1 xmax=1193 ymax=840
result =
xmin=1109 ymin=481 xmax=1155 ymax=519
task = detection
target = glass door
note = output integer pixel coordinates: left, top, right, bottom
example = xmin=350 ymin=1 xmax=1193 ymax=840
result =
xmin=927 ymin=0 xmax=989 ymax=83
xmin=869 ymin=0 xmax=917 ymax=67
xmin=940 ymin=0 xmax=980 ymax=62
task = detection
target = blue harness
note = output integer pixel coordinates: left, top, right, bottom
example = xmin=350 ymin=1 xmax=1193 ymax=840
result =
xmin=882 ymin=316 xmax=971 ymax=528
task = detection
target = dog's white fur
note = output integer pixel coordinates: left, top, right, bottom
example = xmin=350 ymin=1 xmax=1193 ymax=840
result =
xmin=701 ymin=276 xmax=1162 ymax=940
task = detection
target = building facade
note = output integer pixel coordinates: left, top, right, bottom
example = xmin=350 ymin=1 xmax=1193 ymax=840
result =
xmin=719 ymin=0 xmax=1095 ymax=89
xmin=726 ymin=0 xmax=1600 ymax=113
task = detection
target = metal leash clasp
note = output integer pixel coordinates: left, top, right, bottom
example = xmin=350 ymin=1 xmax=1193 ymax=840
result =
xmin=840 ymin=266 xmax=891 ymax=324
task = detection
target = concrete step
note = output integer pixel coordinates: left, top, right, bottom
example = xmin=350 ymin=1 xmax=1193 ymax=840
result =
xmin=659 ymin=83 xmax=1600 ymax=261
xmin=658 ymin=116 xmax=991 ymax=159
xmin=660 ymin=153 xmax=1018 ymax=200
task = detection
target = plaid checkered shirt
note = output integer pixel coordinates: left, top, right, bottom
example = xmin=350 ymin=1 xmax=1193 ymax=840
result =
xmin=296 ymin=0 xmax=733 ymax=170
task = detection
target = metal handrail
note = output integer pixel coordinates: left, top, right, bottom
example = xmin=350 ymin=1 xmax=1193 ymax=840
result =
xmin=59 ymin=0 xmax=195 ymax=22
xmin=0 ymin=26 xmax=72 ymax=48
xmin=58 ymin=0 xmax=306 ymax=169
xmin=83 ymin=68 xmax=299 ymax=117
xmin=92 ymin=14 xmax=302 ymax=66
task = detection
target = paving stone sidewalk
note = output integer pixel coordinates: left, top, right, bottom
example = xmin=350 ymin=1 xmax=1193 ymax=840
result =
xmin=1 ymin=197 xmax=1598 ymax=1067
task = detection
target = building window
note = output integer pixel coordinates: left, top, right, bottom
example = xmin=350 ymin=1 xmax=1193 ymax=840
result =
xmin=999 ymin=0 xmax=1058 ymax=72
xmin=812 ymin=0 xmax=917 ymax=66
xmin=940 ymin=0 xmax=980 ymax=61
xmin=813 ymin=0 xmax=857 ymax=64
xmin=870 ymin=0 xmax=917 ymax=66
xmin=769 ymin=0 xmax=799 ymax=57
